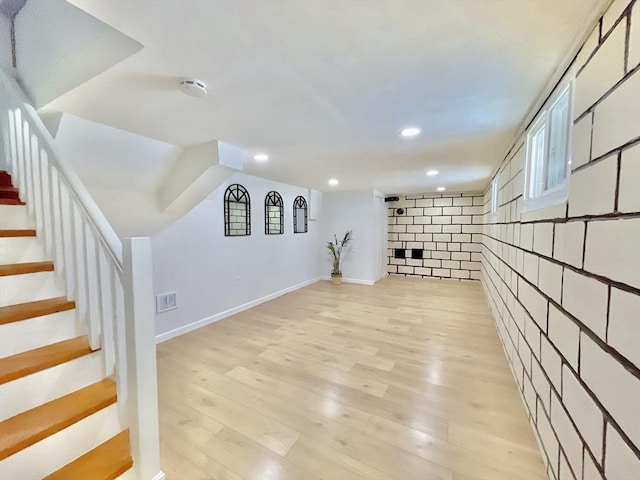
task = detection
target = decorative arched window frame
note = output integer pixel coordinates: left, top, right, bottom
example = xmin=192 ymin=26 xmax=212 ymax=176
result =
xmin=264 ymin=191 xmax=284 ymax=235
xmin=224 ymin=184 xmax=251 ymax=236
xmin=293 ymin=195 xmax=308 ymax=234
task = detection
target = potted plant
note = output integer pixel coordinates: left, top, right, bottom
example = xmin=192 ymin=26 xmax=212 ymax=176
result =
xmin=327 ymin=230 xmax=353 ymax=285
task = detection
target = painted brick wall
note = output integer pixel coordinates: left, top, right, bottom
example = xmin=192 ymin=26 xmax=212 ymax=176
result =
xmin=387 ymin=193 xmax=484 ymax=280
xmin=481 ymin=1 xmax=640 ymax=479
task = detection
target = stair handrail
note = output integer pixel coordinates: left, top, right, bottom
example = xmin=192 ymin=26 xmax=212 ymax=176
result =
xmin=0 ymin=68 xmax=123 ymax=268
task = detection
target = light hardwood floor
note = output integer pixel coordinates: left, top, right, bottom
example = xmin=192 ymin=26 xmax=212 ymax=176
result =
xmin=157 ymin=276 xmax=546 ymax=480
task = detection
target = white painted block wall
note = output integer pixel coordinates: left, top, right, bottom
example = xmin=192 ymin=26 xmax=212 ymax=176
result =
xmin=482 ymin=1 xmax=640 ymax=478
xmin=387 ymin=193 xmax=484 ymax=280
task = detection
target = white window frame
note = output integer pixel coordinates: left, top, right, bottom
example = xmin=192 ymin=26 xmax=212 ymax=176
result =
xmin=490 ymin=176 xmax=499 ymax=217
xmin=522 ymin=80 xmax=574 ymax=213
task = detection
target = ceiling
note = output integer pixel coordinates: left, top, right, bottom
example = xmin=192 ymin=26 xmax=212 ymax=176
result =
xmin=45 ymin=0 xmax=603 ymax=194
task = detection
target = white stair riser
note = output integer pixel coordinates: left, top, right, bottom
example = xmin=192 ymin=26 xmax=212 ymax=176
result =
xmin=0 ymin=351 xmax=105 ymax=421
xmin=0 ymin=271 xmax=66 ymax=307
xmin=0 ymin=403 xmax=123 ymax=480
xmin=0 ymin=205 xmax=35 ymax=229
xmin=0 ymin=310 xmax=83 ymax=358
xmin=0 ymin=236 xmax=50 ymax=264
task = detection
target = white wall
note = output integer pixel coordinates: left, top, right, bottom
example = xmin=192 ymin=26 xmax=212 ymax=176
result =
xmin=0 ymin=14 xmax=11 ymax=72
xmin=153 ymin=173 xmax=320 ymax=340
xmin=14 ymin=0 xmax=141 ymax=108
xmin=53 ymin=114 xmax=182 ymax=237
xmin=320 ymin=189 xmax=386 ymax=284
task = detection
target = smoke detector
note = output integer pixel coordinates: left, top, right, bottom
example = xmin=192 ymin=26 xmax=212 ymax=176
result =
xmin=179 ymin=79 xmax=208 ymax=97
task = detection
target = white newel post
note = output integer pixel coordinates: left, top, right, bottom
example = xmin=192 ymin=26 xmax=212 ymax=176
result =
xmin=122 ymin=237 xmax=164 ymax=480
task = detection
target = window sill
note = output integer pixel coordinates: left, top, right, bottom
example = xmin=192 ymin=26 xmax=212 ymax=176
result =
xmin=522 ymin=184 xmax=568 ymax=215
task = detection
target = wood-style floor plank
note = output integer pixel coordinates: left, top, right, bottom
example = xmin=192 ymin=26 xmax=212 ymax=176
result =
xmin=157 ymin=276 xmax=546 ymax=480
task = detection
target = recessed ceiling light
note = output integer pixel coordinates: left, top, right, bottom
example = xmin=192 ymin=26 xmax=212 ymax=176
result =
xmin=437 ymin=187 xmax=446 ymax=191
xmin=253 ymin=153 xmax=269 ymax=162
xmin=400 ymin=127 xmax=421 ymax=138
xmin=426 ymin=170 xmax=439 ymax=176
xmin=328 ymin=178 xmax=339 ymax=186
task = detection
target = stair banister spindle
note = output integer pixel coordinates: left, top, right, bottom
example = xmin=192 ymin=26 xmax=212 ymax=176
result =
xmin=33 ymin=140 xmax=47 ymax=249
xmin=112 ymin=271 xmax=128 ymax=401
xmin=11 ymin=109 xmax=20 ymax=191
xmin=26 ymin=128 xmax=37 ymax=223
xmin=13 ymin=110 xmax=26 ymax=199
xmin=101 ymin=253 xmax=116 ymax=377
xmin=10 ymin=112 xmax=19 ymax=176
xmin=84 ymin=222 xmax=101 ymax=351
xmin=6 ymin=111 xmax=17 ymax=175
xmin=22 ymin=121 xmax=35 ymax=214
xmin=59 ymin=182 xmax=77 ymax=300
xmin=32 ymin=138 xmax=47 ymax=251
xmin=51 ymin=168 xmax=66 ymax=280
xmin=72 ymin=204 xmax=89 ymax=331
xmin=41 ymin=152 xmax=55 ymax=259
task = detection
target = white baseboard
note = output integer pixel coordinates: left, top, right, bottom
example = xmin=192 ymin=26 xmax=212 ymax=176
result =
xmin=155 ymin=277 xmax=322 ymax=343
xmin=319 ymin=275 xmax=376 ymax=286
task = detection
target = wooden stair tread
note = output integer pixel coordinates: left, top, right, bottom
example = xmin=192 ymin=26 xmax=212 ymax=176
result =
xmin=0 ymin=229 xmax=36 ymax=237
xmin=0 ymin=297 xmax=75 ymax=325
xmin=0 ymin=261 xmax=54 ymax=277
xmin=0 ymin=378 xmax=117 ymax=460
xmin=0 ymin=336 xmax=93 ymax=385
xmin=0 ymin=198 xmax=25 ymax=205
xmin=44 ymin=430 xmax=132 ymax=480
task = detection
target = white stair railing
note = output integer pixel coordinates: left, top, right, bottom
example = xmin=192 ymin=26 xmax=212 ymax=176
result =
xmin=0 ymin=68 xmax=161 ymax=480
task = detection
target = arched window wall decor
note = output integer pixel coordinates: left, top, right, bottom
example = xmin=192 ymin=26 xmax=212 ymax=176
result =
xmin=224 ymin=184 xmax=251 ymax=236
xmin=264 ymin=191 xmax=284 ymax=235
xmin=293 ymin=195 xmax=308 ymax=234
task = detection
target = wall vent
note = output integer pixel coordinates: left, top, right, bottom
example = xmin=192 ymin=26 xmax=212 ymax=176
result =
xmin=411 ymin=249 xmax=424 ymax=260
xmin=156 ymin=291 xmax=177 ymax=313
xmin=394 ymin=248 xmax=406 ymax=259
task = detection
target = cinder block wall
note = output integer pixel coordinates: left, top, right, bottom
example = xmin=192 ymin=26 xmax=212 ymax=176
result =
xmin=481 ymin=1 xmax=640 ymax=479
xmin=387 ymin=193 xmax=484 ymax=280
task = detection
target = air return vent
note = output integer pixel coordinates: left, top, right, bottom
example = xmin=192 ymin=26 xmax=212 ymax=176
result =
xmin=156 ymin=291 xmax=177 ymax=313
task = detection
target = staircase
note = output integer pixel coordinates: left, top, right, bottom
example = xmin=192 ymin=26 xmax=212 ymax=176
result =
xmin=0 ymin=66 xmax=162 ymax=480
xmin=0 ymin=171 xmax=133 ymax=479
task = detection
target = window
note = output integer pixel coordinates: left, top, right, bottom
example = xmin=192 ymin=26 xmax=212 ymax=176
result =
xmin=524 ymin=81 xmax=572 ymax=211
xmin=264 ymin=191 xmax=284 ymax=235
xmin=224 ymin=184 xmax=250 ymax=236
xmin=491 ymin=177 xmax=499 ymax=216
xmin=293 ymin=195 xmax=308 ymax=233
